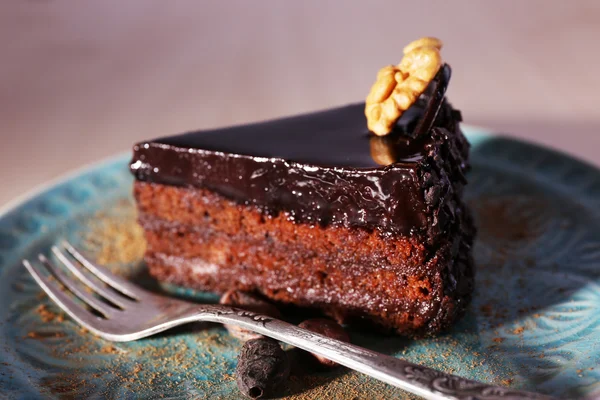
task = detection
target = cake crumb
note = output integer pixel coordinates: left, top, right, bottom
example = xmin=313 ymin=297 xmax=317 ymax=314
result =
xmin=492 ymin=337 xmax=504 ymax=343
xmin=511 ymin=326 xmax=525 ymax=335
xmin=25 ymin=331 xmax=66 ymax=339
xmin=35 ymin=304 xmax=58 ymax=322
xmin=100 ymin=345 xmax=118 ymax=354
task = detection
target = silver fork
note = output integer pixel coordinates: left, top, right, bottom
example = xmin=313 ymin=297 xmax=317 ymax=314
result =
xmin=23 ymin=241 xmax=555 ymax=400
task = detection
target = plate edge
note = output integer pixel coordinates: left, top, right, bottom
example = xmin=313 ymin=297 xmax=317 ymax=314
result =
xmin=0 ymin=151 xmax=130 ymax=219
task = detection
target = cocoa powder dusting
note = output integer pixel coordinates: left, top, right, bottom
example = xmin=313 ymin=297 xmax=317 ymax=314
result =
xmin=83 ymin=202 xmax=146 ymax=266
xmin=474 ymin=197 xmax=544 ymax=244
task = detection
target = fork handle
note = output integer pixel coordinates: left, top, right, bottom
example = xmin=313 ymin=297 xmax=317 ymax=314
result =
xmin=190 ymin=305 xmax=555 ymax=400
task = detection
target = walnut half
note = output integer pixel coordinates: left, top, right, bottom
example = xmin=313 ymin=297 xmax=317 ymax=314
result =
xmin=365 ymin=37 xmax=443 ymax=136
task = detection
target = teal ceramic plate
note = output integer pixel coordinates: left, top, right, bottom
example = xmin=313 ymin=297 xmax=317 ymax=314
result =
xmin=1 ymin=128 xmax=600 ymax=399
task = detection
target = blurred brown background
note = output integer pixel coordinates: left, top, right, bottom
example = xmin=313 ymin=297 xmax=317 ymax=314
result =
xmin=1 ymin=0 xmax=599 ymax=207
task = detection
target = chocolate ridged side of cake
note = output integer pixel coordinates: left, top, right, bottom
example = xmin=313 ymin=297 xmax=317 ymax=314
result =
xmin=130 ymin=67 xmax=475 ymax=337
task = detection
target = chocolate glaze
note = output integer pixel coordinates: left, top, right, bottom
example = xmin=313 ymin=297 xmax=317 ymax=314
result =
xmin=130 ymin=65 xmax=467 ymax=237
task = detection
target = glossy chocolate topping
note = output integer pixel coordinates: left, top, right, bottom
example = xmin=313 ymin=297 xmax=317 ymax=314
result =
xmin=130 ymin=65 xmax=465 ymax=236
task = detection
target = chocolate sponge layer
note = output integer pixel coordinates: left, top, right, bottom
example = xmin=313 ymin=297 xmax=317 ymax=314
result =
xmin=134 ymin=182 xmax=474 ymax=337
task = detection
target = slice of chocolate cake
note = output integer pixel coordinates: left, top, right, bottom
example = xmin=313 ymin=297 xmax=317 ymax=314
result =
xmin=130 ymin=55 xmax=474 ymax=336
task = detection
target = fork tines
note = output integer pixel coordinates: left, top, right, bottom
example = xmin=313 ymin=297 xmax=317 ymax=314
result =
xmin=22 ymin=241 xmax=139 ymax=325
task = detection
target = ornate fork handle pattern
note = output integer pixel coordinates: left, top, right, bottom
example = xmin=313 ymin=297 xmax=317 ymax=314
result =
xmin=184 ymin=306 xmax=555 ymax=400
